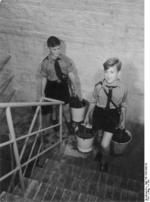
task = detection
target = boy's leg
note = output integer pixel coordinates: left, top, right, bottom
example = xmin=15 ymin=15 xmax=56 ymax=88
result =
xmin=51 ymin=105 xmax=60 ymax=132
xmin=100 ymin=131 xmax=113 ymax=171
xmin=42 ymin=113 xmax=51 ymax=143
xmin=63 ymin=103 xmax=71 ymax=122
xmin=63 ymin=104 xmax=73 ymax=134
xmin=51 ymin=105 xmax=58 ymax=122
xmin=101 ymin=131 xmax=113 ymax=153
xmin=97 ymin=130 xmax=103 ymax=143
xmin=93 ymin=130 xmax=103 ymax=160
xmin=94 ymin=130 xmax=103 ymax=151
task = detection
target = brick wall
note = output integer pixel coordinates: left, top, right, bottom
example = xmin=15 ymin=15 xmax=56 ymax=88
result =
xmin=0 ymin=0 xmax=144 ymax=123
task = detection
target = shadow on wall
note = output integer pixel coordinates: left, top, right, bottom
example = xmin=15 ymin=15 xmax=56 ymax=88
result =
xmin=35 ymin=38 xmax=82 ymax=100
xmin=121 ymin=61 xmax=144 ymax=123
xmin=61 ymin=39 xmax=82 ymax=98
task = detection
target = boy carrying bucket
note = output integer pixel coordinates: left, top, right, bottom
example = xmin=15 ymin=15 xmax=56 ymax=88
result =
xmin=40 ymin=36 xmax=78 ymax=140
xmin=84 ymin=57 xmax=128 ymax=171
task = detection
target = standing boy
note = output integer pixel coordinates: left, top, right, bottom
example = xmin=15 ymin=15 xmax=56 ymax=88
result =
xmin=40 ymin=36 xmax=77 ymax=137
xmin=85 ymin=57 xmax=128 ymax=171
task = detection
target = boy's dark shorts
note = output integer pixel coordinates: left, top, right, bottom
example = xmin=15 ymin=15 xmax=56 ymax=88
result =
xmin=92 ymin=106 xmax=120 ymax=133
xmin=42 ymin=80 xmax=70 ymax=115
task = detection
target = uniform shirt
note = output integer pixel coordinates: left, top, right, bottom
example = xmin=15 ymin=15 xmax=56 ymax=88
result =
xmin=40 ymin=53 xmax=74 ymax=81
xmin=91 ymin=79 xmax=128 ymax=109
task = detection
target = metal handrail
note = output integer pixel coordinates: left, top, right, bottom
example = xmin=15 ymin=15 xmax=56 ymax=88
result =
xmin=22 ymin=108 xmax=42 ymax=176
xmin=0 ymin=100 xmax=63 ymax=108
xmin=0 ymin=97 xmax=64 ymax=195
xmin=20 ymin=105 xmax=41 ymax=161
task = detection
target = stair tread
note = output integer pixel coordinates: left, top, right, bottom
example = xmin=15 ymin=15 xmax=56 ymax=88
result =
xmin=9 ymin=145 xmax=143 ymax=202
xmin=41 ymin=150 xmax=144 ymax=182
xmin=27 ymin=176 xmax=140 ymax=201
xmin=32 ymin=158 xmax=143 ymax=194
xmin=2 ymin=193 xmax=37 ymax=202
xmin=15 ymin=177 xmax=104 ymax=202
xmin=12 ymin=170 xmax=143 ymax=202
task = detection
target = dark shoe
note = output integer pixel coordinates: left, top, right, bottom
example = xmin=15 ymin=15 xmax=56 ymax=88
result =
xmin=100 ymin=162 xmax=108 ymax=172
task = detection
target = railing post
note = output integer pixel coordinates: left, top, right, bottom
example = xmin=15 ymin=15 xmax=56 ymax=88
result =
xmin=6 ymin=107 xmax=25 ymax=193
xmin=39 ymin=101 xmax=43 ymax=134
xmin=59 ymin=104 xmax=63 ymax=142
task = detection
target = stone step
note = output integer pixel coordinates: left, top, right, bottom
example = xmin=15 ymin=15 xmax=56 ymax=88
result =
xmin=13 ymin=177 xmax=103 ymax=202
xmin=32 ymin=158 xmax=143 ymax=194
xmin=30 ymin=168 xmax=141 ymax=201
xmin=7 ymin=154 xmax=143 ymax=202
xmin=0 ymin=192 xmax=36 ymax=202
xmin=43 ymin=147 xmax=130 ymax=180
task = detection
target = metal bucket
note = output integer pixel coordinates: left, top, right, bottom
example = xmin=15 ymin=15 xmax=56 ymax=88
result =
xmin=112 ymin=130 xmax=132 ymax=155
xmin=71 ymin=106 xmax=86 ymax=122
xmin=76 ymin=136 xmax=94 ymax=153
xmin=76 ymin=123 xmax=94 ymax=153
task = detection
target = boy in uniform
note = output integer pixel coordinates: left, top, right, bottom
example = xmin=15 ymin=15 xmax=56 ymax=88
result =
xmin=40 ymin=36 xmax=77 ymax=138
xmin=85 ymin=57 xmax=128 ymax=171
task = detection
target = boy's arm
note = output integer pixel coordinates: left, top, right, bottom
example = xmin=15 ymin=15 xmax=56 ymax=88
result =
xmin=40 ymin=59 xmax=48 ymax=98
xmin=119 ymin=107 xmax=127 ymax=129
xmin=84 ymin=103 xmax=95 ymax=125
xmin=84 ymin=87 xmax=97 ymax=124
xmin=66 ymin=56 xmax=79 ymax=97
xmin=119 ymin=86 xmax=128 ymax=129
xmin=68 ymin=72 xmax=77 ymax=96
xmin=41 ymin=77 xmax=47 ymax=98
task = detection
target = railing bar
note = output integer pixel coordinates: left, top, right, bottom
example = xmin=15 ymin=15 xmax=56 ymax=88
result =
xmin=0 ymin=140 xmax=62 ymax=190
xmin=39 ymin=105 xmax=42 ymax=132
xmin=0 ymin=99 xmax=64 ymax=190
xmin=0 ymin=101 xmax=64 ymax=108
xmin=0 ymin=90 xmax=16 ymax=121
xmin=59 ymin=104 xmax=63 ymax=142
xmin=0 ymin=140 xmax=14 ymax=147
xmin=6 ymin=107 xmax=25 ymax=193
xmin=42 ymin=97 xmax=62 ymax=102
xmin=36 ymin=124 xmax=60 ymax=133
xmin=23 ymin=131 xmax=41 ymax=176
xmin=7 ymin=171 xmax=17 ymax=193
xmin=7 ymin=143 xmax=16 ymax=193
xmin=22 ymin=109 xmax=43 ymax=175
xmin=21 ymin=141 xmax=61 ymax=168
xmin=0 ymin=166 xmax=20 ymax=182
xmin=16 ymin=123 xmax=60 ymax=142
xmin=28 ymin=104 xmax=43 ymax=176
xmin=20 ymin=106 xmax=40 ymax=160
xmin=30 ymin=141 xmax=43 ymax=177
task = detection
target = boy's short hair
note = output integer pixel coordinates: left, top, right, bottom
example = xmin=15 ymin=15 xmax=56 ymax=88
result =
xmin=103 ymin=57 xmax=122 ymax=71
xmin=47 ymin=36 xmax=61 ymax=47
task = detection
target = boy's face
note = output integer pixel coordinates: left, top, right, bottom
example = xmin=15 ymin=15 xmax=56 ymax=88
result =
xmin=104 ymin=65 xmax=119 ymax=84
xmin=49 ymin=45 xmax=61 ymax=59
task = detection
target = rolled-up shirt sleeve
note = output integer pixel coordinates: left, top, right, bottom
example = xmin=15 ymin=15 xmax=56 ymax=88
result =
xmin=121 ymin=86 xmax=128 ymax=109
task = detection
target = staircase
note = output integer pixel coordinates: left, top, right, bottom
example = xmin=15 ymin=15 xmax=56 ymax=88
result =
xmin=1 ymin=138 xmax=144 ymax=202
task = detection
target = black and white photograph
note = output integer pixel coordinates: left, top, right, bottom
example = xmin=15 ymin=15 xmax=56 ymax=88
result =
xmin=0 ymin=0 xmax=146 ymax=201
